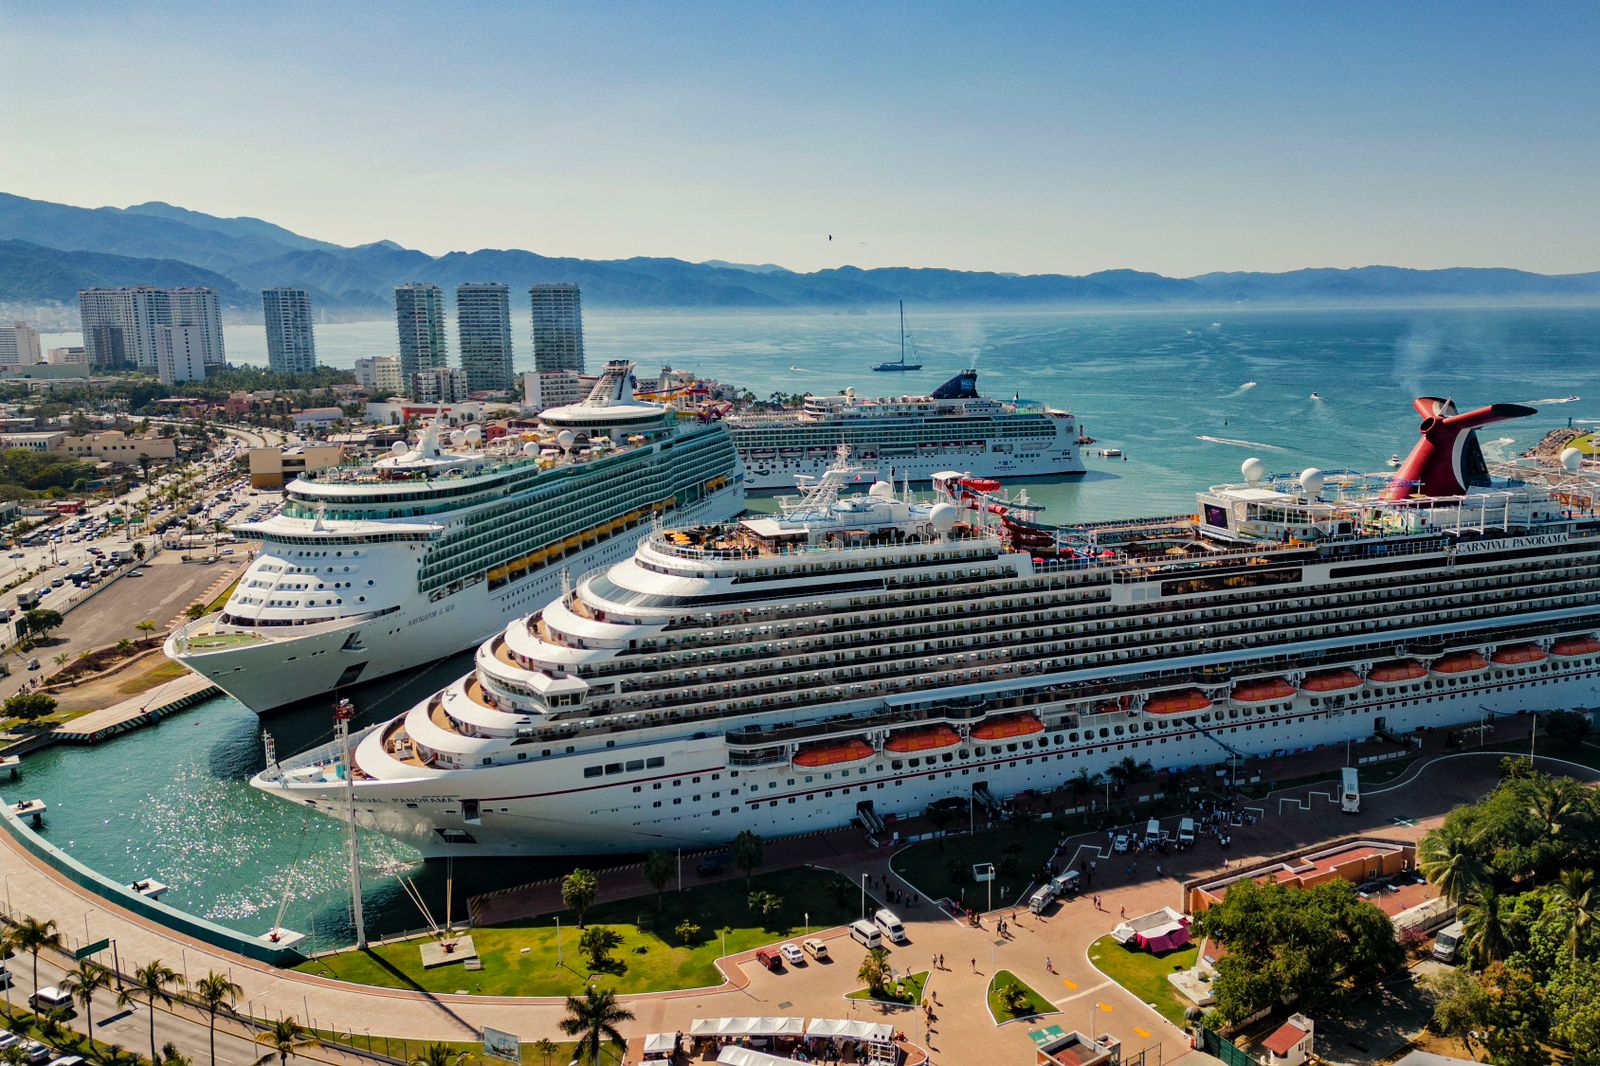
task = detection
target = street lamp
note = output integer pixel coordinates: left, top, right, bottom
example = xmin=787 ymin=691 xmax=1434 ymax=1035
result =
xmin=553 ymin=916 xmax=563 ymax=968
xmin=860 ymin=873 xmax=867 ymax=921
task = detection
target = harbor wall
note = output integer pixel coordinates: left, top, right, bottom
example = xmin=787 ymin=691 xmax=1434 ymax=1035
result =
xmin=0 ymin=793 xmax=306 ymax=967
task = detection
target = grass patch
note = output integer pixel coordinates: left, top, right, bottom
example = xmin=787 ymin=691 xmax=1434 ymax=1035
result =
xmin=297 ymin=867 xmax=871 ymax=997
xmin=297 ymin=1022 xmax=575 ymax=1066
xmin=986 ymin=969 xmax=1055 ymax=1023
xmin=848 ymin=970 xmax=928 ymax=1005
xmin=115 ymin=658 xmax=189 ymax=695
xmin=1086 ymin=933 xmax=1199 ymax=1027
xmin=891 ymin=819 xmax=1076 ymax=907
xmin=203 ymin=575 xmax=242 ymax=614
xmin=0 ymin=1005 xmax=152 ymax=1065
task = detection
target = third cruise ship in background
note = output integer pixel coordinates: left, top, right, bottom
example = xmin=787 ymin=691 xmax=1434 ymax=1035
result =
xmin=725 ymin=368 xmax=1084 ymax=490
xmin=167 ymin=361 xmax=743 ymax=713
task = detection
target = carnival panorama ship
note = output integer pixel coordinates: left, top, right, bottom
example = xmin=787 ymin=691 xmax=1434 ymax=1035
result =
xmin=725 ymin=369 xmax=1084 ymax=490
xmin=254 ymin=397 xmax=1600 ymax=856
xmin=167 ymin=362 xmax=743 ymax=713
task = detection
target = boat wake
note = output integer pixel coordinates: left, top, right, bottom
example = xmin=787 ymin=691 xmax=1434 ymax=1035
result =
xmin=1522 ymin=395 xmax=1580 ymax=405
xmin=1196 ymin=435 xmax=1288 ymax=452
xmin=1230 ymin=381 xmax=1259 ymax=395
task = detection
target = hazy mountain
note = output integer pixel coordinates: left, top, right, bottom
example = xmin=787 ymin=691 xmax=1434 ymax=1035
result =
xmin=3 ymin=191 xmax=1598 ymax=312
xmin=0 ymin=239 xmax=251 ymax=304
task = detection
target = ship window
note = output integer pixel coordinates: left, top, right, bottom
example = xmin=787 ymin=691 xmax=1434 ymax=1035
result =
xmin=646 ymin=756 xmax=665 ymax=769
xmin=653 ymin=801 xmax=661 ymax=808
xmin=584 ymin=766 xmax=603 ymax=778
xmin=626 ymin=759 xmax=644 ymax=772
xmin=673 ymin=798 xmax=681 ymax=805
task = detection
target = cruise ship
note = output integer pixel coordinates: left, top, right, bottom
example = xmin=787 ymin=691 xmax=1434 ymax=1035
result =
xmin=253 ymin=397 xmax=1600 ymax=857
xmin=725 ymin=369 xmax=1084 ymax=490
xmin=167 ymin=362 xmax=744 ymax=714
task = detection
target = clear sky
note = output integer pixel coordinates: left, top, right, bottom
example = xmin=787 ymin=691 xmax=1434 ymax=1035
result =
xmin=3 ymin=1 xmax=1597 ymax=276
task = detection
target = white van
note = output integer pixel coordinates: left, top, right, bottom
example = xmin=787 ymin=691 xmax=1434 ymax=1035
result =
xmin=1434 ymin=920 xmax=1465 ymax=963
xmin=1177 ymin=818 xmax=1196 ymax=845
xmin=29 ymin=985 xmax=73 ymax=1011
xmin=1144 ymin=818 xmax=1162 ymax=845
xmin=872 ymin=908 xmax=907 ymax=943
xmin=849 ymin=920 xmax=882 ymax=949
xmin=1028 ymin=885 xmax=1055 ymax=914
xmin=1050 ymin=869 xmax=1081 ymax=898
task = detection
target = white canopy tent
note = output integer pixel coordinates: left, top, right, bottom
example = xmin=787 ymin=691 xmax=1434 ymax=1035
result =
xmin=803 ymin=1019 xmax=894 ymax=1042
xmin=689 ymin=1017 xmax=806 ymax=1038
xmin=643 ymin=1032 xmax=677 ymax=1055
xmin=716 ymin=1048 xmax=796 ymax=1066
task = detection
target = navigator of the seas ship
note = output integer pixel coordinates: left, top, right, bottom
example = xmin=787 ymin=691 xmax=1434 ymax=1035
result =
xmin=726 ymin=369 xmax=1084 ymax=490
xmin=254 ymin=397 xmax=1600 ymax=856
xmin=167 ymin=361 xmax=744 ymax=714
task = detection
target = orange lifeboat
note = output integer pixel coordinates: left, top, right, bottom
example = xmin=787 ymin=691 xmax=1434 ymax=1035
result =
xmin=1230 ymin=677 xmax=1296 ymax=703
xmin=1366 ymin=659 xmax=1426 ymax=684
xmin=793 ymin=738 xmax=875 ymax=767
xmin=1301 ymin=667 xmax=1363 ymax=693
xmin=1144 ymin=689 xmax=1212 ymax=716
xmin=884 ymin=725 xmax=962 ymax=753
xmin=1432 ymin=651 xmax=1489 ymax=675
xmin=1491 ymin=643 xmax=1547 ymax=666
xmin=971 ymin=714 xmax=1044 ymax=741
xmin=1551 ymin=635 xmax=1600 ymax=657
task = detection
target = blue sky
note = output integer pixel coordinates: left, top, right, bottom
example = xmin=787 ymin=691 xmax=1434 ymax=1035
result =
xmin=2 ymin=1 xmax=1597 ymax=275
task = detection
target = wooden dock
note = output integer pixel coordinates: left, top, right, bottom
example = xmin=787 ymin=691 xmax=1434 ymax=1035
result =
xmin=52 ymin=673 xmax=219 ymax=743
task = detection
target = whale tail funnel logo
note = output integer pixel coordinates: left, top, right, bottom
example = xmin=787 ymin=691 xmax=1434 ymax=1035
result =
xmin=1383 ymin=397 xmax=1536 ymax=500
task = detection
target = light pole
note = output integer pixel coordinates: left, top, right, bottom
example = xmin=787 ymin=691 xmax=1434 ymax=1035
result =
xmin=860 ymin=873 xmax=867 ymax=921
xmin=554 ymin=916 xmax=563 ymax=968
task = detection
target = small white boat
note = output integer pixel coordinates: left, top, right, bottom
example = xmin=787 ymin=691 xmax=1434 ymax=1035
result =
xmin=1310 ymin=392 xmax=1323 ymax=400
xmin=1098 ymin=447 xmax=1123 ymax=458
xmin=1387 ymin=454 xmax=1402 ymax=468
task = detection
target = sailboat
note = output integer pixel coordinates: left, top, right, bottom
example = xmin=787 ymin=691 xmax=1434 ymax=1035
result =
xmin=872 ymin=301 xmax=924 ymax=372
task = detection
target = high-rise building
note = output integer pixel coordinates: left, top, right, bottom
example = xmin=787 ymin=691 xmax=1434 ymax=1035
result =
xmin=169 ymin=288 xmax=226 ymax=367
xmin=410 ymin=367 xmax=470 ymax=404
xmin=47 ymin=347 xmax=89 ymax=366
xmin=354 ymin=355 xmax=403 ymax=394
xmin=262 ymin=288 xmax=317 ymax=373
xmin=156 ymin=325 xmax=208 ymax=385
xmin=530 ymin=283 xmax=584 ymax=373
xmin=0 ymin=321 xmax=43 ymax=367
xmin=521 ymin=369 xmax=587 ymax=411
xmin=79 ymin=287 xmax=170 ymax=370
xmin=456 ymin=283 xmax=513 ymax=392
xmin=395 ymin=283 xmax=448 ymax=380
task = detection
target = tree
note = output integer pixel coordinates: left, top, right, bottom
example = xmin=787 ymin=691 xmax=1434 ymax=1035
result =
xmin=1545 ymin=709 xmax=1593 ymax=746
xmin=998 ymin=981 xmax=1030 ymax=1017
xmin=561 ymin=868 xmax=599 ymax=928
xmin=1547 ymin=959 xmax=1600 ymax=1064
xmin=117 ymin=639 xmax=135 ymax=654
xmin=674 ymin=920 xmax=701 ymax=946
xmin=1460 ymin=885 xmax=1518 ymax=969
xmin=64 ymin=960 xmax=110 ymax=1051
xmin=12 ymin=917 xmax=62 ymax=1000
xmin=1547 ymin=867 xmax=1600 ymax=974
xmin=1475 ymin=962 xmax=1546 ymax=1066
xmin=578 ymin=926 xmax=622 ymax=972
xmin=52 ymin=652 xmax=69 ymax=667
xmin=160 ymin=1042 xmax=192 ymax=1066
xmin=252 ymin=1018 xmax=318 ymax=1066
xmin=558 ymin=986 xmax=633 ymax=1066
xmin=643 ymin=850 xmax=673 ymax=911
xmin=1418 ymin=825 xmax=1489 ymax=905
xmin=408 ymin=1044 xmax=468 ymax=1066
xmin=529 ymin=1039 xmax=559 ymax=1066
xmin=4 ymin=692 xmax=57 ymax=723
xmin=136 ymin=619 xmax=158 ymax=637
xmin=192 ymin=971 xmax=243 ymax=1066
xmin=21 ymin=608 xmax=63 ymax=638
xmin=732 ymin=829 xmax=764 ymax=888
xmin=747 ymin=891 xmax=783 ymax=928
xmin=117 ymin=959 xmax=185 ymax=1066
xmin=856 ymin=947 xmax=889 ymax=997
xmin=1423 ymin=967 xmax=1488 ymax=1059
xmin=132 ymin=542 xmax=145 ymax=560
xmin=186 ymin=605 xmax=207 ymax=621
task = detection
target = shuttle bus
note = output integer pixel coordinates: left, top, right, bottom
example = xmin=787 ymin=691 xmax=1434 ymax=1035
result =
xmin=1341 ymin=766 xmax=1360 ymax=813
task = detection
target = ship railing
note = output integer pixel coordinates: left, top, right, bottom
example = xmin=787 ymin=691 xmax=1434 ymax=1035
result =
xmin=724 ymin=698 xmax=989 ymax=748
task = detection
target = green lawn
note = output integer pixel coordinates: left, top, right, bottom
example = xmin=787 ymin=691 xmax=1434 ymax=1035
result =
xmin=1086 ymin=933 xmax=1199 ymax=1027
xmin=848 ymin=969 xmax=928 ymax=1005
xmin=891 ymin=818 xmax=1077 ymax=907
xmin=297 ymin=867 xmax=874 ymax=997
xmin=298 ymin=1022 xmax=577 ymax=1066
xmin=986 ymin=970 xmax=1055 ymax=1024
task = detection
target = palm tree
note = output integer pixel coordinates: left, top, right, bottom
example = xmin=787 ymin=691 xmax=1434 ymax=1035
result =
xmin=64 ymin=960 xmax=110 ymax=1051
xmin=11 ymin=917 xmax=62 ymax=1000
xmin=1459 ymin=886 xmax=1515 ymax=968
xmin=117 ymin=960 xmax=185 ymax=1066
xmin=530 ymin=1039 xmax=559 ymax=1066
xmin=1417 ymin=826 xmax=1488 ymax=905
xmin=97 ymin=1044 xmax=137 ymax=1066
xmin=160 ymin=1042 xmax=192 ymax=1066
xmin=1548 ymin=867 xmax=1599 ymax=963
xmin=408 ymin=1044 xmax=468 ymax=1066
xmin=558 ymin=987 xmax=633 ymax=1066
xmin=856 ymin=947 xmax=890 ymax=997
xmin=1527 ymin=776 xmax=1584 ymax=842
xmin=252 ymin=1018 xmax=318 ymax=1066
xmin=192 ymin=972 xmax=242 ymax=1066
xmin=135 ymin=620 xmax=158 ymax=638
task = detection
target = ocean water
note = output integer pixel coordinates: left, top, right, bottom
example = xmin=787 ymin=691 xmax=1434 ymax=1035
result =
xmin=16 ymin=305 xmax=1600 ymax=949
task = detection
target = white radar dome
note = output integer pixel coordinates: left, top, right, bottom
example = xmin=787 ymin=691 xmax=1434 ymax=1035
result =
xmin=449 ymin=430 xmax=466 ymax=446
xmin=869 ymin=480 xmax=895 ymax=500
xmin=465 ymin=425 xmax=483 ymax=443
xmin=522 ymin=441 xmax=539 ymax=456
xmin=556 ymin=430 xmax=576 ymax=451
xmin=1300 ymin=467 xmax=1325 ymax=497
xmin=1241 ymin=457 xmax=1266 ymax=483
xmin=928 ymin=502 xmax=958 ymax=532
xmin=390 ymin=441 xmax=407 ymax=456
xmin=1561 ymin=447 xmax=1584 ymax=472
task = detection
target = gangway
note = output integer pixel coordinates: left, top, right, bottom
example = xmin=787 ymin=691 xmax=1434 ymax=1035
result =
xmin=856 ymin=800 xmax=887 ymax=836
xmin=972 ymin=782 xmax=1001 ymax=816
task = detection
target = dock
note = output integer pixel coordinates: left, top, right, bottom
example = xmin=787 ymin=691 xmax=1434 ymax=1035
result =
xmin=130 ymin=879 xmax=169 ymax=900
xmin=0 ymin=755 xmax=18 ymax=779
xmin=8 ymin=799 xmax=46 ymax=826
xmin=52 ymin=674 xmax=218 ymax=744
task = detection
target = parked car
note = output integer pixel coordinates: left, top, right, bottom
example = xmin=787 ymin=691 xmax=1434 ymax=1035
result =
xmin=779 ymin=942 xmax=805 ymax=966
xmin=695 ymin=853 xmax=729 ymax=877
xmin=801 ymin=938 xmax=829 ymax=961
xmin=754 ymin=947 xmax=782 ymax=972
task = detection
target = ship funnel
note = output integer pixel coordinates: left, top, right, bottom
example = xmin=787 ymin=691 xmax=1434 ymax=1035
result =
xmin=1384 ymin=397 xmax=1537 ymax=499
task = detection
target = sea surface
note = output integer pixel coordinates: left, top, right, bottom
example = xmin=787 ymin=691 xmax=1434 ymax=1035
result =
xmin=18 ymin=305 xmax=1600 ymax=950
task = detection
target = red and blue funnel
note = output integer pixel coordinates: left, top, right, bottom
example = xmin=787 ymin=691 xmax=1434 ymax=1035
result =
xmin=1383 ymin=397 xmax=1536 ymax=500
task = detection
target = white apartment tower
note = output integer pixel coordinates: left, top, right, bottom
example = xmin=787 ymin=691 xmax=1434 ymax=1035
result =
xmin=530 ymin=283 xmax=584 ymax=373
xmin=354 ymin=355 xmax=403 ymax=394
xmin=262 ymin=288 xmax=317 ymax=373
xmin=0 ymin=322 xmax=43 ymax=367
xmin=395 ymin=283 xmax=448 ymax=380
xmin=410 ymin=367 xmax=471 ymax=404
xmin=456 ymin=283 xmax=513 ymax=392
xmin=78 ymin=287 xmax=224 ymax=371
xmin=168 ymin=288 xmax=226 ymax=367
xmin=157 ymin=324 xmax=209 ymax=385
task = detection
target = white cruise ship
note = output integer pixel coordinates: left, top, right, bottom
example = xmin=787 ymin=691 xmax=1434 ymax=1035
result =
xmin=725 ymin=369 xmax=1084 ymax=490
xmin=167 ymin=362 xmax=744 ymax=714
xmin=253 ymin=397 xmax=1600 ymax=857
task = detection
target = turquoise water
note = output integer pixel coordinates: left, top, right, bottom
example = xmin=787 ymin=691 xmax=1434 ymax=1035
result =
xmin=15 ymin=305 xmax=1600 ymax=949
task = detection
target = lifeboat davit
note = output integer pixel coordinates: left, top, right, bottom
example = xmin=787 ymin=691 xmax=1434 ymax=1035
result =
xmin=793 ymin=738 xmax=875 ymax=767
xmin=1230 ymin=677 xmax=1296 ymax=703
xmin=1095 ymin=695 xmax=1134 ymax=715
xmin=1144 ymin=689 xmax=1212 ymax=716
xmin=971 ymin=714 xmax=1044 ymax=741
xmin=1367 ymin=659 xmax=1426 ymax=684
xmin=1491 ymin=643 xmax=1548 ymax=666
xmin=1301 ymin=668 xmax=1363 ymax=693
xmin=884 ymin=725 xmax=962 ymax=754
xmin=1551 ymin=635 xmax=1600 ymax=657
xmin=1431 ymin=651 xmax=1489 ymax=675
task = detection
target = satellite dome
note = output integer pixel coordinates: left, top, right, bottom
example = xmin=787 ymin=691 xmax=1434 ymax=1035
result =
xmin=522 ymin=441 xmax=539 ymax=456
xmin=464 ymin=425 xmax=483 ymax=443
xmin=390 ymin=440 xmax=408 ymax=455
xmin=1561 ymin=447 xmax=1584 ymax=472
xmin=1300 ymin=467 xmax=1325 ymax=497
xmin=1241 ymin=457 xmax=1266 ymax=483
xmin=449 ymin=430 xmax=466 ymax=446
xmin=868 ymin=480 xmax=895 ymax=500
xmin=556 ymin=430 xmax=576 ymax=451
xmin=928 ymin=502 xmax=958 ymax=532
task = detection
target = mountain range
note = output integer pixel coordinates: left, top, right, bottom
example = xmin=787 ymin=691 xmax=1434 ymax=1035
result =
xmin=3 ymin=191 xmax=1599 ymax=314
